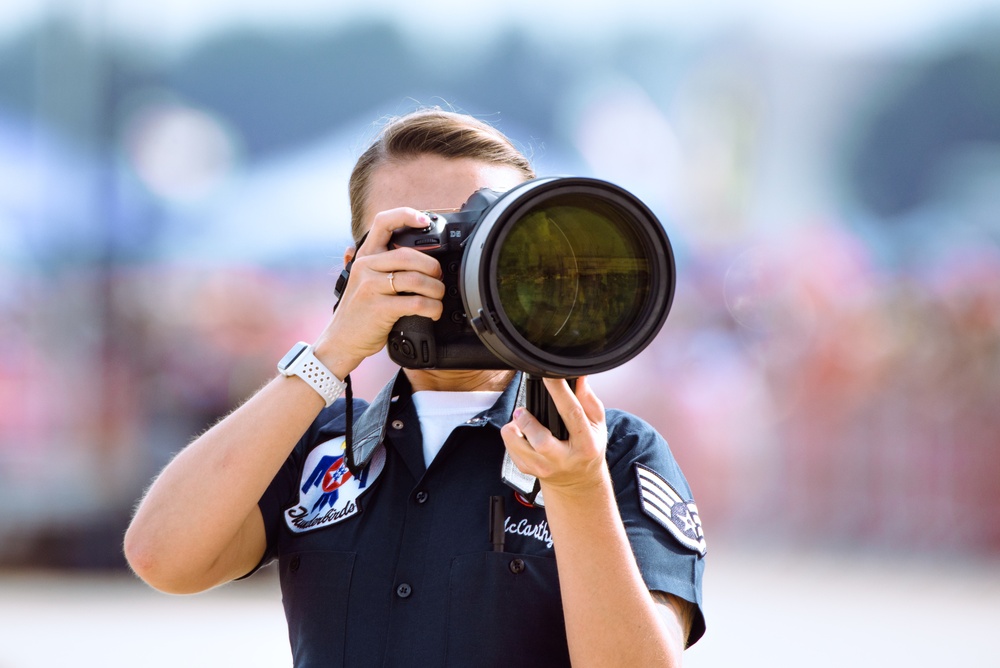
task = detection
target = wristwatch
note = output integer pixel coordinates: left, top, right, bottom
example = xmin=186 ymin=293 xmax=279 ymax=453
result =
xmin=277 ymin=342 xmax=346 ymax=407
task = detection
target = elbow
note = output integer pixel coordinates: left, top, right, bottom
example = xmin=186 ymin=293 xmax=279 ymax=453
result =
xmin=123 ymin=523 xmax=207 ymax=595
xmin=123 ymin=523 xmax=171 ymax=591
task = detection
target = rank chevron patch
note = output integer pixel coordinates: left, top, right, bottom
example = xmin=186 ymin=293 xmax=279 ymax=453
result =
xmin=635 ymin=463 xmax=707 ymax=556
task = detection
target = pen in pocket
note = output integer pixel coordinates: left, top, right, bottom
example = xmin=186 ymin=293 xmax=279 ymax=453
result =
xmin=489 ymin=495 xmax=505 ymax=552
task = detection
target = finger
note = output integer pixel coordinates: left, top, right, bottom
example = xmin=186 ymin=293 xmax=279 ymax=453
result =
xmin=500 ymin=421 xmax=547 ymax=475
xmin=391 ymin=293 xmax=446 ymax=321
xmin=335 ymin=263 xmax=444 ymax=323
xmin=378 ymin=269 xmax=446 ymax=300
xmin=574 ymin=376 xmax=606 ymax=426
xmin=357 ymin=208 xmax=432 ymax=257
xmin=361 ymin=246 xmax=444 ymax=281
xmin=513 ymin=406 xmax=559 ymax=451
xmin=500 ymin=421 xmax=527 ymax=449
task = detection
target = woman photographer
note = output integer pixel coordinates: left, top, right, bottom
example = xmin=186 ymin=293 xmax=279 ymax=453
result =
xmin=124 ymin=108 xmax=706 ymax=667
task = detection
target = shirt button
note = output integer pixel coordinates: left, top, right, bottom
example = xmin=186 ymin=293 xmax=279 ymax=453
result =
xmin=508 ymin=558 xmax=526 ymax=575
xmin=396 ymin=583 xmax=413 ymax=598
xmin=391 ymin=419 xmax=404 ymax=430
xmin=289 ymin=556 xmax=301 ymax=572
xmin=414 ymin=490 xmax=429 ymax=504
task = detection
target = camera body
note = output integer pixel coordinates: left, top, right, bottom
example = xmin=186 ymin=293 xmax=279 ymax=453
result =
xmin=387 ymin=188 xmax=508 ymax=370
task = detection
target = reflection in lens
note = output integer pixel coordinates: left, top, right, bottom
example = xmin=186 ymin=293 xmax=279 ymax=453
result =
xmin=495 ymin=194 xmax=652 ymax=357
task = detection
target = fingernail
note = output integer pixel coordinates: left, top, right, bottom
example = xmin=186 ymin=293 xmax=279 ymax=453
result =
xmin=513 ymin=407 xmax=524 ymax=420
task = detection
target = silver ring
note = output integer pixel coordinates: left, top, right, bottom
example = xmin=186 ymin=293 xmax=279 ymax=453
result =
xmin=388 ymin=272 xmax=397 ymax=294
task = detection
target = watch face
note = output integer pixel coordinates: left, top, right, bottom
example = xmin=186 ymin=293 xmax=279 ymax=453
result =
xmin=278 ymin=342 xmax=309 ymax=371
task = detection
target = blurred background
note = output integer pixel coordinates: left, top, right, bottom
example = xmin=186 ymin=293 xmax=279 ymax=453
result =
xmin=1 ymin=0 xmax=999 ymax=666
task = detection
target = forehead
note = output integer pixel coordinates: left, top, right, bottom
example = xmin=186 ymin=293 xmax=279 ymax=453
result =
xmin=365 ymin=155 xmax=526 ymax=227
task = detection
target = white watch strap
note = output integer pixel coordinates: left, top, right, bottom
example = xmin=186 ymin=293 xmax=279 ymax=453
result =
xmin=281 ymin=344 xmax=346 ymax=407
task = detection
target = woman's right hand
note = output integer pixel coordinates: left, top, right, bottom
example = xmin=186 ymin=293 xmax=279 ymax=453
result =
xmin=312 ymin=207 xmax=446 ymax=379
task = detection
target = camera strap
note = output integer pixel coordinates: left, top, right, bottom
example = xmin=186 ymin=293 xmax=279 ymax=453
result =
xmin=332 ymin=232 xmax=371 ymax=475
xmin=501 ymin=452 xmax=544 ymax=507
xmin=333 ymin=231 xmax=368 ymax=308
xmin=500 ymin=377 xmax=545 ymax=506
xmin=343 ymin=372 xmax=399 ymax=477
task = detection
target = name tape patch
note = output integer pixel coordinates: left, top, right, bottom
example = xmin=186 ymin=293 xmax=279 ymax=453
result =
xmin=635 ymin=463 xmax=707 ymax=556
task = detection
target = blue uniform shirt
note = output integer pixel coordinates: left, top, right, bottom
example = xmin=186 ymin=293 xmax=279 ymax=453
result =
xmin=253 ymin=372 xmax=706 ymax=667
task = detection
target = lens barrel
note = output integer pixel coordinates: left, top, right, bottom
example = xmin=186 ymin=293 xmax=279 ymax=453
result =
xmin=462 ymin=177 xmax=675 ymax=377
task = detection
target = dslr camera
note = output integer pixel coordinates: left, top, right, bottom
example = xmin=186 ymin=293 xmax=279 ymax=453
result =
xmin=383 ymin=176 xmax=676 ymax=379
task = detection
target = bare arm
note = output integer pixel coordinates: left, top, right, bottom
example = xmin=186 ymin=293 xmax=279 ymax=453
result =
xmin=654 ymin=591 xmax=695 ymax=652
xmin=124 ymin=376 xmax=327 ymax=593
xmin=501 ymin=377 xmax=691 ymax=666
xmin=124 ymin=208 xmax=445 ymax=594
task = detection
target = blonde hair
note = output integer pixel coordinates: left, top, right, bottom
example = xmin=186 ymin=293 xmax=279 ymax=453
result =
xmin=348 ymin=109 xmax=535 ymax=244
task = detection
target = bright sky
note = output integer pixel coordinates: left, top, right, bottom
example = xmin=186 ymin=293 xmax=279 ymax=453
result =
xmin=2 ymin=0 xmax=999 ymax=53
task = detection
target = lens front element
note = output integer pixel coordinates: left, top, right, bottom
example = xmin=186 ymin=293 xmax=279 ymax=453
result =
xmin=495 ymin=196 xmax=651 ymax=357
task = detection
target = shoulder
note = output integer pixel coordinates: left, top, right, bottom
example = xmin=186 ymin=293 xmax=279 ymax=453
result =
xmin=271 ymin=396 xmax=371 ymax=474
xmin=604 ymin=409 xmax=684 ymax=484
xmin=605 ymin=408 xmax=660 ymax=442
xmin=604 ymin=407 xmax=706 ymax=556
xmin=301 ymin=396 xmax=370 ymax=446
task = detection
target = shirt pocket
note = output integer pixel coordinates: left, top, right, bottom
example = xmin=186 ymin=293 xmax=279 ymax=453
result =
xmin=279 ymin=550 xmax=356 ymax=668
xmin=445 ymin=551 xmax=570 ymax=668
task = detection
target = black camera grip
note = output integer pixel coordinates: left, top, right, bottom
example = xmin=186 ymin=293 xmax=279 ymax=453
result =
xmin=524 ymin=375 xmax=577 ymax=441
xmin=387 ymin=315 xmax=437 ymax=367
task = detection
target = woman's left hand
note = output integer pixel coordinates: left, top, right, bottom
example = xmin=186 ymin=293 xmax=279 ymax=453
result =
xmin=500 ymin=376 xmax=609 ymax=498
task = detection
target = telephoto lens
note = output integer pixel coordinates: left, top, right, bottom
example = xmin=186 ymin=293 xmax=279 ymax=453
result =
xmin=463 ymin=176 xmax=675 ymax=378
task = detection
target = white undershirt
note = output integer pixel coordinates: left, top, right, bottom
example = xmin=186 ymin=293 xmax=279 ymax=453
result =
xmin=411 ymin=391 xmax=502 ymax=467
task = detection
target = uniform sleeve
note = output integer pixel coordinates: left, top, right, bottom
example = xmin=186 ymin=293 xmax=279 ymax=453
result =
xmin=605 ymin=409 xmax=707 ymax=646
xmin=242 ymin=397 xmax=367 ymax=577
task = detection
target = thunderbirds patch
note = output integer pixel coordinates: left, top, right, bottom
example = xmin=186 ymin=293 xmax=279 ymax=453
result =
xmin=635 ymin=464 xmax=707 ymax=556
xmin=284 ymin=437 xmax=385 ymax=533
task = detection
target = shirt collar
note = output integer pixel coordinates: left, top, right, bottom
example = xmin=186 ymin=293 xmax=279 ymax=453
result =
xmin=346 ymin=370 xmax=525 ymax=474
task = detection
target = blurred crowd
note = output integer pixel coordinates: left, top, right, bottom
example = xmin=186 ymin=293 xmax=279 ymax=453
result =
xmin=642 ymin=223 xmax=1000 ymax=554
xmin=3 ymin=213 xmax=998 ymax=567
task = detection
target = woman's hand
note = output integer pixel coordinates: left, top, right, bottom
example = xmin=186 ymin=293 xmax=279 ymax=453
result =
xmin=312 ymin=207 xmax=446 ymax=379
xmin=500 ymin=376 xmax=609 ymax=497
xmin=503 ymin=377 xmax=688 ymax=667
